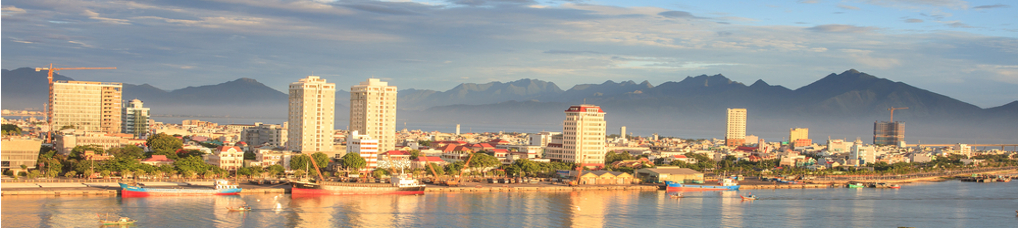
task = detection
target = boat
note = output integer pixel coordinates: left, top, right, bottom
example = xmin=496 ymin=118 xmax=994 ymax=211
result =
xmin=291 ymin=154 xmax=425 ymax=196
xmin=291 ymin=174 xmax=426 ymax=195
xmin=98 ymin=214 xmax=135 ymax=225
xmin=119 ymin=179 xmax=242 ymax=197
xmin=889 ymin=184 xmax=901 ymax=189
xmin=740 ymin=195 xmax=757 ymax=201
xmin=664 ymin=178 xmax=740 ymax=191
xmin=847 ymin=183 xmax=865 ymax=188
xmin=669 ymin=193 xmax=684 ymax=199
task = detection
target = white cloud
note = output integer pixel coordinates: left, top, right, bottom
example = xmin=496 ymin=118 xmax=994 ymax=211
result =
xmin=83 ymin=9 xmax=130 ymax=24
xmin=840 ymin=49 xmax=900 ymax=69
xmin=975 ymin=65 xmax=1018 ymax=84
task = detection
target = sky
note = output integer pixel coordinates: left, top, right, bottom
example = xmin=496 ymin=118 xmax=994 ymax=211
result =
xmin=2 ymin=0 xmax=1016 ymax=108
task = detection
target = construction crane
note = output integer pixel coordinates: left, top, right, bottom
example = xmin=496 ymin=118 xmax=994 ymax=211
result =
xmin=447 ymin=153 xmax=476 ymax=187
xmin=36 ymin=63 xmax=117 ymax=143
xmin=887 ymin=107 xmax=908 ymax=122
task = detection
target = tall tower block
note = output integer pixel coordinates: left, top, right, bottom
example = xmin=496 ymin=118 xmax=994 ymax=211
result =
xmin=350 ymin=78 xmax=398 ymax=153
xmin=725 ymin=108 xmax=747 ymax=147
xmin=287 ymin=76 xmax=336 ymax=153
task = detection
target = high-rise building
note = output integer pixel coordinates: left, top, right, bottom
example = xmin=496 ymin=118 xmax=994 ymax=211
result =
xmin=789 ymin=128 xmax=810 ymax=147
xmin=725 ymin=108 xmax=747 ymax=147
xmin=122 ymin=99 xmax=150 ymax=138
xmin=350 ymin=78 xmax=397 ymax=153
xmin=546 ymin=104 xmax=606 ymax=167
xmin=51 ymin=81 xmax=122 ymax=133
xmin=873 ymin=121 xmax=904 ymax=145
xmin=287 ymin=76 xmax=336 ymax=153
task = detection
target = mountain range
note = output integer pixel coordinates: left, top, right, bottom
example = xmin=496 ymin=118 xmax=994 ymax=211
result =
xmin=3 ymin=67 xmax=1015 ymax=143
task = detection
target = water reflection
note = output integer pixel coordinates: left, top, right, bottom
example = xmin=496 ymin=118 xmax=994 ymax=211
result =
xmin=2 ymin=181 xmax=1015 ymax=228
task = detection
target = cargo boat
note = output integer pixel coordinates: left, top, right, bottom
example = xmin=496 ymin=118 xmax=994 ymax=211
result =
xmin=291 ymin=174 xmax=426 ymax=196
xmin=118 ymin=179 xmax=241 ymax=197
xmin=665 ymin=178 xmax=740 ymax=191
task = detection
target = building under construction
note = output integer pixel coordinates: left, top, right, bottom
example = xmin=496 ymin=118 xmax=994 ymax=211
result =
xmin=873 ymin=121 xmax=904 ymax=145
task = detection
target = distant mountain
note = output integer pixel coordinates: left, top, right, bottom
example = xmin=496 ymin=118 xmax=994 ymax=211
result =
xmin=160 ymin=78 xmax=286 ymax=105
xmin=1 ymin=68 xmax=75 ymax=109
xmin=791 ymin=69 xmax=984 ymax=120
xmin=397 ymin=78 xmax=563 ymax=110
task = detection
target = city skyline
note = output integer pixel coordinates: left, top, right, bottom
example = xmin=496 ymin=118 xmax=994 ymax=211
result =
xmin=2 ymin=0 xmax=1016 ymax=108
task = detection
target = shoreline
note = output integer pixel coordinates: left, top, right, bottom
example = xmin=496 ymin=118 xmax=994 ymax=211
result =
xmin=3 ymin=168 xmax=1014 ymax=197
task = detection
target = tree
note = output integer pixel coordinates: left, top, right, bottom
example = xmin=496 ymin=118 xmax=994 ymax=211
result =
xmin=418 ymin=140 xmax=432 ymax=147
xmin=289 ymin=154 xmax=311 ymax=172
xmin=372 ymin=169 xmax=389 ymax=179
xmin=294 ymin=170 xmax=307 ymax=179
xmin=471 ymin=153 xmax=500 ymax=169
xmin=1 ymin=124 xmax=22 ymax=136
xmin=147 ymin=133 xmax=183 ymax=154
xmin=65 ymin=171 xmax=77 ymax=178
xmin=70 ymin=145 xmax=104 ymax=161
xmin=174 ymin=156 xmax=212 ymax=175
xmin=28 ymin=170 xmax=41 ymax=179
xmin=342 ymin=152 xmax=367 ymax=171
xmin=267 ymin=165 xmax=285 ymax=177
xmin=311 ymin=152 xmax=329 ymax=169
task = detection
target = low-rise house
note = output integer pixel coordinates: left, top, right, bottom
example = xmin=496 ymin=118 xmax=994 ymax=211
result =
xmin=577 ymin=171 xmax=633 ymax=185
xmin=206 ymin=146 xmax=244 ymax=170
xmin=663 ymin=155 xmax=690 ymax=164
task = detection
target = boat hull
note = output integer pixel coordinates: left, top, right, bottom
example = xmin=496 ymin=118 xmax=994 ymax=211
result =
xmin=665 ymin=181 xmax=739 ymax=191
xmin=291 ymin=181 xmax=425 ymax=196
xmin=119 ymin=183 xmax=241 ymax=197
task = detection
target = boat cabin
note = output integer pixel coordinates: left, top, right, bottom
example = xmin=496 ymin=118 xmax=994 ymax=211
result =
xmin=215 ymin=179 xmax=239 ymax=190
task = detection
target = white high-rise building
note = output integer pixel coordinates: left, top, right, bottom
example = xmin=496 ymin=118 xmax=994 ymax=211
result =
xmin=287 ymin=76 xmax=336 ymax=153
xmin=350 ymin=78 xmax=397 ymax=153
xmin=725 ymin=108 xmax=747 ymax=146
xmin=121 ymin=99 xmax=150 ymax=138
xmin=547 ymin=104 xmax=606 ymax=167
xmin=51 ymin=81 xmax=122 ymax=133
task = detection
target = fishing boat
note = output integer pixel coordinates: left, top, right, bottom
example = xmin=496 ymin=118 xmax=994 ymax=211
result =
xmin=98 ymin=214 xmax=135 ymax=225
xmin=669 ymin=193 xmax=684 ymax=199
xmin=291 ymin=154 xmax=425 ymax=196
xmin=119 ymin=179 xmax=242 ymax=197
xmin=740 ymin=195 xmax=757 ymax=201
xmin=665 ymin=177 xmax=740 ymax=191
xmin=889 ymin=184 xmax=901 ymax=189
xmin=847 ymin=183 xmax=865 ymax=188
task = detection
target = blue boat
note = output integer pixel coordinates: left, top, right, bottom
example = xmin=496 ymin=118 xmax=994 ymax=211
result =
xmin=119 ymin=180 xmax=242 ymax=197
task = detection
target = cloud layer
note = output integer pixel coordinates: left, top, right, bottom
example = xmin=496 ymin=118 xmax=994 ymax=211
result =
xmin=2 ymin=0 xmax=1016 ymax=108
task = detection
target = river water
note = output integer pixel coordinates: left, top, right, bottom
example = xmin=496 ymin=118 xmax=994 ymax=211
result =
xmin=2 ymin=180 xmax=1016 ymax=228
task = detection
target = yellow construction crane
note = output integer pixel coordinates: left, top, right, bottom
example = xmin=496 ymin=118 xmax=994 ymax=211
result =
xmin=36 ymin=63 xmax=117 ymax=143
xmin=887 ymin=107 xmax=908 ymax=122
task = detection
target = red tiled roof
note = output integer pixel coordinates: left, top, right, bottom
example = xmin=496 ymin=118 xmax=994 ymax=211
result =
xmin=141 ymin=155 xmax=174 ymax=162
xmin=672 ymin=155 xmax=687 ymax=158
xmin=413 ymin=157 xmax=445 ymax=162
xmin=383 ymin=150 xmax=410 ymax=156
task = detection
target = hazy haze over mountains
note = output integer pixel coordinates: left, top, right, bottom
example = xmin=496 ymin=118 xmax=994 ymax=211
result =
xmin=3 ymin=68 xmax=1014 ymax=144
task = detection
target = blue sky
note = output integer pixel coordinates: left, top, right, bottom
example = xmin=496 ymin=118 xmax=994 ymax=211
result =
xmin=2 ymin=0 xmax=1016 ymax=107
